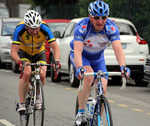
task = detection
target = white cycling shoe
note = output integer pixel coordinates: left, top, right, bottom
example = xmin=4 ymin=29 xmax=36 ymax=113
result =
xmin=75 ymin=113 xmax=87 ymax=126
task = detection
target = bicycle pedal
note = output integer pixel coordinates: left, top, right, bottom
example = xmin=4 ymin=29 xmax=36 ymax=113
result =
xmin=74 ymin=122 xmax=87 ymax=126
xmin=16 ymin=103 xmax=19 ymax=111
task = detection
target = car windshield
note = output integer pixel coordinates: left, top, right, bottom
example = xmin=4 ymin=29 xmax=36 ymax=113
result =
xmin=115 ymin=22 xmax=136 ymax=36
xmin=47 ymin=22 xmax=68 ymax=36
xmin=2 ymin=21 xmax=19 ymax=36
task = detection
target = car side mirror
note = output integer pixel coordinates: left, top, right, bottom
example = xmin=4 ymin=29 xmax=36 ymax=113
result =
xmin=53 ymin=31 xmax=61 ymax=38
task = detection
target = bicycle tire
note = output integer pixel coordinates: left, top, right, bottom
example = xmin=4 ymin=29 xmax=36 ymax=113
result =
xmin=18 ymin=88 xmax=33 ymax=126
xmin=19 ymin=113 xmax=30 ymax=126
xmin=93 ymin=95 xmax=113 ymax=126
xmin=75 ymin=96 xmax=79 ymax=116
xmin=33 ymin=80 xmax=45 ymax=126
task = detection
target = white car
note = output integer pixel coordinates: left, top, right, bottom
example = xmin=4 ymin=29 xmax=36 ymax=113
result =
xmin=143 ymin=56 xmax=150 ymax=83
xmin=52 ymin=17 xmax=149 ymax=87
xmin=0 ymin=18 xmax=23 ymax=69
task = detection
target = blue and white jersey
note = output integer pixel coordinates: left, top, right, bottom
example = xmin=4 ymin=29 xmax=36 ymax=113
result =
xmin=70 ymin=17 xmax=120 ymax=59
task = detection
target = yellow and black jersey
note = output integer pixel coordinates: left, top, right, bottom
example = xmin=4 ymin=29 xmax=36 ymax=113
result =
xmin=12 ymin=21 xmax=55 ymax=55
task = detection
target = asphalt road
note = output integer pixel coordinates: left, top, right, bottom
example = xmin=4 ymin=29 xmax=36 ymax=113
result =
xmin=0 ymin=68 xmax=150 ymax=126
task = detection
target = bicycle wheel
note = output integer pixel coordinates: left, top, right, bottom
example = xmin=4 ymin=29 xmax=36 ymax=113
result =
xmin=19 ymin=112 xmax=30 ymax=126
xmin=18 ymin=96 xmax=31 ymax=126
xmin=75 ymin=96 xmax=79 ymax=116
xmin=95 ymin=95 xmax=113 ymax=126
xmin=33 ymin=80 xmax=44 ymax=126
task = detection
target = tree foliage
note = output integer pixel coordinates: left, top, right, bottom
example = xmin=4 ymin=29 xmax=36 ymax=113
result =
xmin=30 ymin=0 xmax=150 ymax=48
xmin=31 ymin=0 xmax=78 ymax=5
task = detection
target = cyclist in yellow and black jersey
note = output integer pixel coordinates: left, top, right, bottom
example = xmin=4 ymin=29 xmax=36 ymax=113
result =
xmin=12 ymin=20 xmax=56 ymax=56
xmin=11 ymin=10 xmax=61 ymax=112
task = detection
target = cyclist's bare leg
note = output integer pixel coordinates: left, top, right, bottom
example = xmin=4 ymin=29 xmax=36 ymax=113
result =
xmin=35 ymin=66 xmax=47 ymax=95
xmin=101 ymin=78 xmax=108 ymax=95
xmin=19 ymin=65 xmax=31 ymax=103
xmin=78 ymin=66 xmax=94 ymax=110
xmin=40 ymin=66 xmax=47 ymax=85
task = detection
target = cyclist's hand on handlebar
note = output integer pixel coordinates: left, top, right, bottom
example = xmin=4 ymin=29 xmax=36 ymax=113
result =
xmin=75 ymin=66 xmax=86 ymax=80
xmin=17 ymin=60 xmax=27 ymax=71
xmin=120 ymin=66 xmax=130 ymax=78
xmin=17 ymin=60 xmax=23 ymax=70
xmin=54 ymin=60 xmax=61 ymax=71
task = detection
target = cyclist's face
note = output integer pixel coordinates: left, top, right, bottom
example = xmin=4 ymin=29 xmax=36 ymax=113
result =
xmin=26 ymin=26 xmax=40 ymax=36
xmin=89 ymin=15 xmax=107 ymax=32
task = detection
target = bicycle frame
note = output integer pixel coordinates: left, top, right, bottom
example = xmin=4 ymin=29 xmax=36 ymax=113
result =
xmin=79 ymin=70 xmax=126 ymax=126
xmin=30 ymin=64 xmax=43 ymax=107
xmin=18 ymin=62 xmax=55 ymax=126
xmin=88 ymin=72 xmax=106 ymax=126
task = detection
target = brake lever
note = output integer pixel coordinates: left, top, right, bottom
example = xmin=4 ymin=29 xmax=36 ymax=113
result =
xmin=120 ymin=67 xmax=128 ymax=90
xmin=120 ymin=77 xmax=126 ymax=90
xmin=78 ymin=68 xmax=84 ymax=92
xmin=19 ymin=60 xmax=26 ymax=79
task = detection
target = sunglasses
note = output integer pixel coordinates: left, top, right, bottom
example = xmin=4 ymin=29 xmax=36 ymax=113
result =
xmin=92 ymin=16 xmax=107 ymax=20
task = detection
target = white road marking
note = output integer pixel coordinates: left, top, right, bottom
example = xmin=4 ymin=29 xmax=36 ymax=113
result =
xmin=0 ymin=119 xmax=16 ymax=126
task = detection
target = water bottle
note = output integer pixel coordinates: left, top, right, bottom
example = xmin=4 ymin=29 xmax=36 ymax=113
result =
xmin=87 ymin=96 xmax=96 ymax=118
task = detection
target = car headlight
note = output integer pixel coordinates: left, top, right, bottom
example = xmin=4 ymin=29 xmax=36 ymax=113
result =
xmin=1 ymin=42 xmax=11 ymax=49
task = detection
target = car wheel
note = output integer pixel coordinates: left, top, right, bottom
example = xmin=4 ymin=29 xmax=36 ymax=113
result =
xmin=134 ymin=73 xmax=149 ymax=87
xmin=11 ymin=60 xmax=20 ymax=73
xmin=69 ymin=63 xmax=79 ymax=87
xmin=0 ymin=60 xmax=5 ymax=69
xmin=50 ymin=54 xmax=61 ymax=82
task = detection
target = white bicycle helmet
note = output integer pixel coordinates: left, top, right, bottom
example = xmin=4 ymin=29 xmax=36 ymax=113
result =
xmin=24 ymin=10 xmax=42 ymax=28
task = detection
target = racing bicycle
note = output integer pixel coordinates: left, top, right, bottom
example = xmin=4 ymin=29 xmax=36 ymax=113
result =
xmin=16 ymin=61 xmax=58 ymax=126
xmin=75 ymin=70 xmax=126 ymax=126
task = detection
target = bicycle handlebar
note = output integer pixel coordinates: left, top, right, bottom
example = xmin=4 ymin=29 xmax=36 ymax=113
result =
xmin=26 ymin=62 xmax=52 ymax=67
xmin=19 ymin=62 xmax=58 ymax=79
xmin=84 ymin=71 xmax=122 ymax=77
xmin=79 ymin=71 xmax=127 ymax=92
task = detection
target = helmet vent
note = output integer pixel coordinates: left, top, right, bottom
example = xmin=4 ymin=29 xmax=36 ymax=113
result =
xmin=29 ymin=13 xmax=32 ymax=17
xmin=99 ymin=2 xmax=102 ymax=7
xmin=36 ymin=19 xmax=39 ymax=24
xmin=95 ymin=4 xmax=98 ymax=10
xmin=94 ymin=10 xmax=98 ymax=15
xmin=26 ymin=15 xmax=29 ymax=18
xmin=33 ymin=16 xmax=35 ymax=22
xmin=100 ymin=9 xmax=103 ymax=14
xmin=29 ymin=20 xmax=33 ymax=25
xmin=104 ymin=10 xmax=108 ymax=15
xmin=104 ymin=4 xmax=106 ymax=10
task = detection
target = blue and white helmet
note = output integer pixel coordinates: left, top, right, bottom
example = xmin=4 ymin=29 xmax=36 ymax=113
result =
xmin=24 ymin=10 xmax=42 ymax=28
xmin=88 ymin=0 xmax=109 ymax=16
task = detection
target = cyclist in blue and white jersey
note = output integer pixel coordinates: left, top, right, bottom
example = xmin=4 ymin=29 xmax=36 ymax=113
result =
xmin=70 ymin=0 xmax=130 ymax=126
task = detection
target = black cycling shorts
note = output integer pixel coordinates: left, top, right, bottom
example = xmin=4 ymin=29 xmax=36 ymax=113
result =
xmin=18 ymin=49 xmax=47 ymax=64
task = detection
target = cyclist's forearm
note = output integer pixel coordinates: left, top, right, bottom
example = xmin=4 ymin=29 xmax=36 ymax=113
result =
xmin=112 ymin=40 xmax=126 ymax=67
xmin=49 ymin=41 xmax=60 ymax=61
xmin=53 ymin=48 xmax=60 ymax=61
xmin=11 ymin=45 xmax=20 ymax=63
xmin=74 ymin=51 xmax=83 ymax=69
xmin=115 ymin=50 xmax=125 ymax=67
xmin=74 ymin=41 xmax=83 ymax=69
